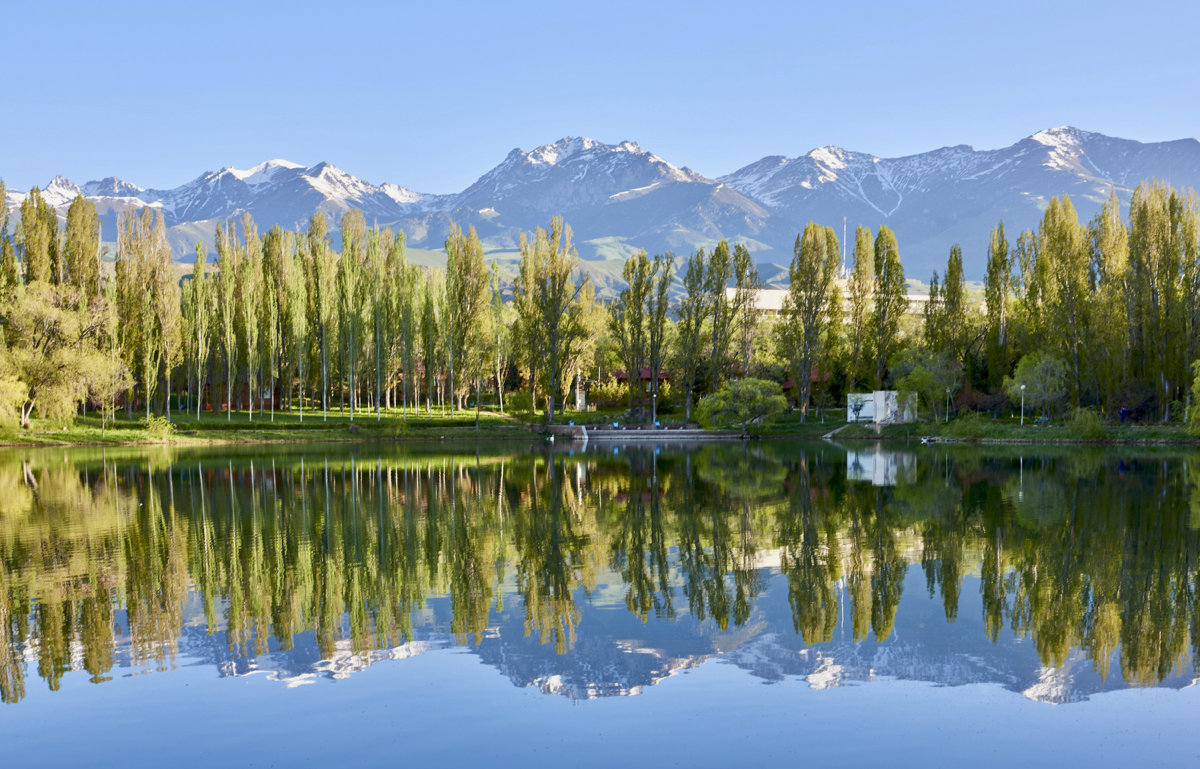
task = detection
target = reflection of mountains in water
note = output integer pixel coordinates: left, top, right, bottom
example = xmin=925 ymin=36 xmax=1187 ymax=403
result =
xmin=172 ymin=571 xmax=1196 ymax=704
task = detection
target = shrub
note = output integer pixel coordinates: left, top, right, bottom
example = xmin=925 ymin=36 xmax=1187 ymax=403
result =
xmin=506 ymin=391 xmax=534 ymax=420
xmin=1069 ymin=407 xmax=1107 ymax=440
xmin=142 ymin=415 xmax=176 ymax=441
xmin=942 ymin=411 xmax=988 ymax=439
xmin=588 ymin=378 xmax=628 ymax=409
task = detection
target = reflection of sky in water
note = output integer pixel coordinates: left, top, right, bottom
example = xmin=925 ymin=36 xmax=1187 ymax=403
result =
xmin=3 ymin=443 xmax=1200 ymax=766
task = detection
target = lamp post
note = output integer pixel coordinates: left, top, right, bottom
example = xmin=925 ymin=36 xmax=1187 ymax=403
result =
xmin=945 ymin=388 xmax=951 ymax=424
xmin=652 ymin=391 xmax=658 ymax=427
xmin=1020 ymin=384 xmax=1026 ymax=426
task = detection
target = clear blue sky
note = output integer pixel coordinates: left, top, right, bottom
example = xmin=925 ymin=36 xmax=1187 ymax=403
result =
xmin=4 ymin=0 xmax=1198 ymax=193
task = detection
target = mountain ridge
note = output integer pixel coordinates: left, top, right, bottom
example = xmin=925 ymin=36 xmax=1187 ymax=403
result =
xmin=6 ymin=127 xmax=1200 ymax=279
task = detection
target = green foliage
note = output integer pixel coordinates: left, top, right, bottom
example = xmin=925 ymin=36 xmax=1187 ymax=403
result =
xmin=1190 ymin=361 xmax=1200 ymax=436
xmin=1004 ymin=351 xmax=1069 ymax=418
xmin=893 ymin=348 xmax=958 ymax=421
xmin=141 ymin=414 xmax=176 ymax=440
xmin=505 ymin=390 xmax=534 ymax=419
xmin=942 ymin=410 xmax=988 ymax=439
xmin=1069 ymin=407 xmax=1108 ymax=440
xmin=696 ymin=377 xmax=787 ymax=435
xmin=588 ymin=377 xmax=627 ymax=408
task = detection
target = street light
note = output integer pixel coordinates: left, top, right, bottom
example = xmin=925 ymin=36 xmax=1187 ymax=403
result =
xmin=652 ymin=391 xmax=658 ymax=427
xmin=1020 ymin=384 xmax=1026 ymax=426
xmin=945 ymin=388 xmax=951 ymax=424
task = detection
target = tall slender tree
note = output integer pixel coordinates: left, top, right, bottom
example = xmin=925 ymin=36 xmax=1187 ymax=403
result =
xmin=871 ymin=226 xmax=907 ymax=388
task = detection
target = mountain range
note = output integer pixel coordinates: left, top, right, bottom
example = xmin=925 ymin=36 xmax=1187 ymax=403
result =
xmin=7 ymin=127 xmax=1200 ymax=282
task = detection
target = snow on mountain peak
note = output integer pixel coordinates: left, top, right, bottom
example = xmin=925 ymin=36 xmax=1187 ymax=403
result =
xmin=43 ymin=175 xmax=84 ymax=206
xmin=229 ymin=158 xmax=304 ymax=186
xmin=527 ymin=136 xmax=603 ymax=165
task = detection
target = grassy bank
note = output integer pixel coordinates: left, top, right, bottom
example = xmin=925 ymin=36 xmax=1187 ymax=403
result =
xmin=796 ymin=414 xmax=1200 ymax=445
xmin=0 ymin=407 xmax=537 ymax=447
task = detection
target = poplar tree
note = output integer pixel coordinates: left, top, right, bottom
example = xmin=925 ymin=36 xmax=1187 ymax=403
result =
xmin=871 ymin=226 xmax=907 ymax=387
xmin=489 ymin=261 xmax=509 ymax=414
xmin=846 ymin=225 xmax=874 ymax=392
xmin=152 ymin=214 xmax=180 ymax=420
xmin=983 ymin=222 xmax=1011 ymax=388
xmin=236 ymin=214 xmax=263 ymax=420
xmin=306 ymin=213 xmax=335 ymax=420
xmin=63 ymin=194 xmax=101 ymax=301
xmin=779 ymin=223 xmax=840 ymax=421
xmin=0 ymin=180 xmax=19 ymax=296
xmin=338 ymin=210 xmax=366 ymax=418
xmin=16 ymin=187 xmax=57 ymax=284
xmin=705 ymin=239 xmax=735 ymax=393
xmin=676 ymin=248 xmax=709 ymax=421
xmin=445 ymin=223 xmax=490 ymax=418
xmin=733 ymin=243 xmax=761 ymax=376
xmin=611 ymin=249 xmax=652 ymax=411
xmin=261 ymin=226 xmax=284 ymax=421
xmin=215 ymin=222 xmax=239 ymax=419
xmin=1087 ymin=193 xmax=1130 ymax=415
xmin=420 ymin=272 xmax=438 ymax=412
xmin=512 ymin=217 xmax=588 ymax=422
xmin=647 ymin=252 xmax=673 ymax=424
xmin=188 ymin=243 xmax=211 ymax=418
xmin=1039 ymin=196 xmax=1089 ymax=406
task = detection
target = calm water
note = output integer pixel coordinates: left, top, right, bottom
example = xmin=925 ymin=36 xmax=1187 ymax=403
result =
xmin=2 ymin=440 xmax=1200 ymax=767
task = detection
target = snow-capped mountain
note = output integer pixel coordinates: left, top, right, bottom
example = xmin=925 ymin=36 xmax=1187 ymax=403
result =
xmin=720 ymin=126 xmax=1200 ymax=275
xmin=6 ymin=128 xmax=1200 ymax=279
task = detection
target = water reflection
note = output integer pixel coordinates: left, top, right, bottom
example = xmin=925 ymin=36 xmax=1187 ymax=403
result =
xmin=2 ymin=443 xmax=1199 ymax=704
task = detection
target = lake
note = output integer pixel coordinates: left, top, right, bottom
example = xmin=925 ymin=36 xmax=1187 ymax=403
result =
xmin=2 ymin=440 xmax=1199 ymax=767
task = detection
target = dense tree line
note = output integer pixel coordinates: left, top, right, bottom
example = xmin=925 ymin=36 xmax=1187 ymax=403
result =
xmin=1 ymin=178 xmax=1198 ymax=429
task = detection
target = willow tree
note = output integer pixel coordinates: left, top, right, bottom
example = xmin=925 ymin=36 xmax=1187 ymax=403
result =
xmin=871 ymin=226 xmax=907 ymax=387
xmin=779 ymin=223 xmax=840 ymax=421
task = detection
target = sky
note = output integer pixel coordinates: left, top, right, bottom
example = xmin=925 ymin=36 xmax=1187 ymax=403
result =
xmin=3 ymin=0 xmax=1199 ymax=193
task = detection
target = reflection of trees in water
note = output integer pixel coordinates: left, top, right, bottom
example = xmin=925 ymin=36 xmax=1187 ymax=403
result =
xmin=3 ymin=447 xmax=1200 ymax=702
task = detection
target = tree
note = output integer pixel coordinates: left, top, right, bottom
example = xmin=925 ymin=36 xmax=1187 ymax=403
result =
xmin=115 ymin=208 xmax=172 ymax=419
xmin=610 ymin=250 xmax=652 ymax=413
xmin=1039 ymin=196 xmax=1089 ymax=406
xmin=846 ymin=225 xmax=874 ymax=392
xmin=62 ymin=194 xmax=101 ymax=301
xmin=445 ymin=223 xmax=490 ymax=421
xmin=676 ymin=248 xmax=709 ymax=420
xmin=893 ymin=348 xmax=958 ymax=421
xmin=696 ymin=378 xmax=787 ymax=437
xmin=984 ymin=222 xmax=1011 ymax=389
xmin=16 ymin=187 xmax=57 ymax=284
xmin=1 ymin=282 xmax=110 ymax=427
xmin=705 ymin=239 xmax=736 ymax=393
xmin=0 ymin=180 xmax=19 ymax=296
xmin=488 ymin=261 xmax=510 ymax=414
xmin=512 ymin=217 xmax=590 ymax=422
xmin=338 ymin=210 xmax=366 ymax=418
xmin=1004 ymin=351 xmax=1069 ymax=418
xmin=1088 ymin=193 xmax=1130 ymax=416
xmin=778 ymin=223 xmax=840 ymax=422
xmin=305 ymin=213 xmax=335 ymax=420
xmin=871 ymin=226 xmax=907 ymax=387
xmin=214 ymin=221 xmax=240 ymax=419
xmin=646 ymin=252 xmax=673 ymax=424
xmin=733 ymin=243 xmax=761 ymax=375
